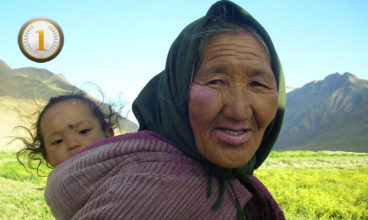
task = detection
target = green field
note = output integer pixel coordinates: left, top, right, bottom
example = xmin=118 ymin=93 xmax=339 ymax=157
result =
xmin=256 ymin=151 xmax=368 ymax=219
xmin=1 ymin=151 xmax=367 ymax=219
xmin=0 ymin=151 xmax=52 ymax=219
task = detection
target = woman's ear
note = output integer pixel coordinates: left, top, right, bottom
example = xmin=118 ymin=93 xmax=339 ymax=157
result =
xmin=105 ymin=127 xmax=114 ymax=137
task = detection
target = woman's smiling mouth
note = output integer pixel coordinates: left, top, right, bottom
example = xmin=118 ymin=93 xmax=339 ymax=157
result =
xmin=215 ymin=128 xmax=252 ymax=145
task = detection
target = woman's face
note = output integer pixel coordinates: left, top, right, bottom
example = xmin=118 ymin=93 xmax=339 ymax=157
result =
xmin=40 ymin=99 xmax=111 ymax=167
xmin=189 ymin=30 xmax=278 ymax=168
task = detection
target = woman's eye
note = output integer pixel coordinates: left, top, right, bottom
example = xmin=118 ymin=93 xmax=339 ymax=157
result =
xmin=250 ymin=81 xmax=266 ymax=88
xmin=79 ymin=129 xmax=91 ymax=135
xmin=208 ymin=79 xmax=224 ymax=85
xmin=52 ymin=139 xmax=63 ymax=145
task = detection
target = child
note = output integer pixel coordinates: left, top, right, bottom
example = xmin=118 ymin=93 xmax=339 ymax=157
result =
xmin=16 ymin=93 xmax=119 ymax=171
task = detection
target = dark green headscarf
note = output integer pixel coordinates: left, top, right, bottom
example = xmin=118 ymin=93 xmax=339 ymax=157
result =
xmin=133 ymin=0 xmax=285 ymax=218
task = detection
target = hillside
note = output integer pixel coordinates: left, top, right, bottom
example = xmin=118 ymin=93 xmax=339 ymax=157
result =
xmin=0 ymin=60 xmax=77 ymax=99
xmin=275 ymin=72 xmax=368 ymax=152
xmin=0 ymin=60 xmax=138 ymax=151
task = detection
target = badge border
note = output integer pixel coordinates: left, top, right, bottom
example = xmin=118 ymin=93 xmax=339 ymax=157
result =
xmin=18 ymin=17 xmax=64 ymax=63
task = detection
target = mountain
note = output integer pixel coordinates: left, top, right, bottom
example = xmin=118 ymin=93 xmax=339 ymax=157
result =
xmin=286 ymin=86 xmax=295 ymax=93
xmin=0 ymin=60 xmax=138 ymax=151
xmin=0 ymin=60 xmax=78 ymax=99
xmin=2 ymin=59 xmax=366 ymax=152
xmin=275 ymin=72 xmax=368 ymax=152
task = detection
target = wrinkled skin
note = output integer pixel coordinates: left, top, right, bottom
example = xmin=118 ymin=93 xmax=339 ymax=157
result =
xmin=189 ymin=30 xmax=278 ymax=168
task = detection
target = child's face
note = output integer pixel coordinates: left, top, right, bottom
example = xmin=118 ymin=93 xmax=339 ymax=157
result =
xmin=40 ymin=99 xmax=110 ymax=167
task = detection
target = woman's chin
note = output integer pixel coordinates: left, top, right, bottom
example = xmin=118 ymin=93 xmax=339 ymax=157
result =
xmin=210 ymin=154 xmax=253 ymax=169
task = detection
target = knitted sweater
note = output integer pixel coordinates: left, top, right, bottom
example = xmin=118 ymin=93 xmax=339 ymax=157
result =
xmin=45 ymin=131 xmax=284 ymax=219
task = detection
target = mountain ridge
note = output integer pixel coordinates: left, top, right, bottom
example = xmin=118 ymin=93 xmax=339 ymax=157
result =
xmin=275 ymin=72 xmax=368 ymax=152
xmin=0 ymin=59 xmax=10 ymax=70
xmin=1 ymin=60 xmax=366 ymax=152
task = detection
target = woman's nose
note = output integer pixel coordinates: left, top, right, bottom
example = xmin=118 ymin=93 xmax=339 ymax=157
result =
xmin=222 ymin=87 xmax=252 ymax=121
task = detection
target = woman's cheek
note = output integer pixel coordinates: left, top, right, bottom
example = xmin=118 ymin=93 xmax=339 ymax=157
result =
xmin=189 ymin=84 xmax=219 ymax=116
xmin=256 ymin=91 xmax=279 ymax=126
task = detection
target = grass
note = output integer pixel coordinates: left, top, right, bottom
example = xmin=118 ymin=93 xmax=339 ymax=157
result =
xmin=255 ymin=151 xmax=368 ymax=219
xmin=0 ymin=150 xmax=367 ymax=219
xmin=0 ymin=151 xmax=52 ymax=220
xmin=0 ymin=177 xmax=51 ymax=219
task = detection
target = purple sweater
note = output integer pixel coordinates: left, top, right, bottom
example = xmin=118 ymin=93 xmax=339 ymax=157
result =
xmin=45 ymin=131 xmax=284 ymax=219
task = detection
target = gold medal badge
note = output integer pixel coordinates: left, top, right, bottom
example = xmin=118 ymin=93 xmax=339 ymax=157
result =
xmin=18 ymin=17 xmax=64 ymax=63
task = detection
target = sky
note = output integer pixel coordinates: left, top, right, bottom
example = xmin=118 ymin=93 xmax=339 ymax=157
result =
xmin=1 ymin=0 xmax=367 ymax=121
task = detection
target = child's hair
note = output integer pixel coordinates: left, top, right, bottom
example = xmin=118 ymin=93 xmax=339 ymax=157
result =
xmin=15 ymin=92 xmax=121 ymax=175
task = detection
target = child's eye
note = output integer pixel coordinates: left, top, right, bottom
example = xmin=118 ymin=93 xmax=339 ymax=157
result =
xmin=52 ymin=139 xmax=63 ymax=145
xmin=79 ymin=129 xmax=91 ymax=135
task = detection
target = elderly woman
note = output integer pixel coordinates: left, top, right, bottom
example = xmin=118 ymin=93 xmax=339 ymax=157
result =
xmin=45 ymin=1 xmax=285 ymax=219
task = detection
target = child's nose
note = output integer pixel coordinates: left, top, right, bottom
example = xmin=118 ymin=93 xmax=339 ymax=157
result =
xmin=66 ymin=135 xmax=80 ymax=150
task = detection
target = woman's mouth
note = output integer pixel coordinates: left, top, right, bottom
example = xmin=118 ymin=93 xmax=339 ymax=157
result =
xmin=215 ymin=128 xmax=252 ymax=145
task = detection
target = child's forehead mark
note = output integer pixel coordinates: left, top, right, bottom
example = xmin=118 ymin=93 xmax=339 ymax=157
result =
xmin=68 ymin=124 xmax=74 ymax=129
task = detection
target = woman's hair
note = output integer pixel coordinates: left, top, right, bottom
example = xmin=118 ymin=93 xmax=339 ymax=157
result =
xmin=15 ymin=92 xmax=121 ymax=175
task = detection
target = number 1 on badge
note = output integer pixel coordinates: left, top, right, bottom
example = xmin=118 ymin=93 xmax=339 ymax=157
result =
xmin=36 ymin=29 xmax=46 ymax=51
